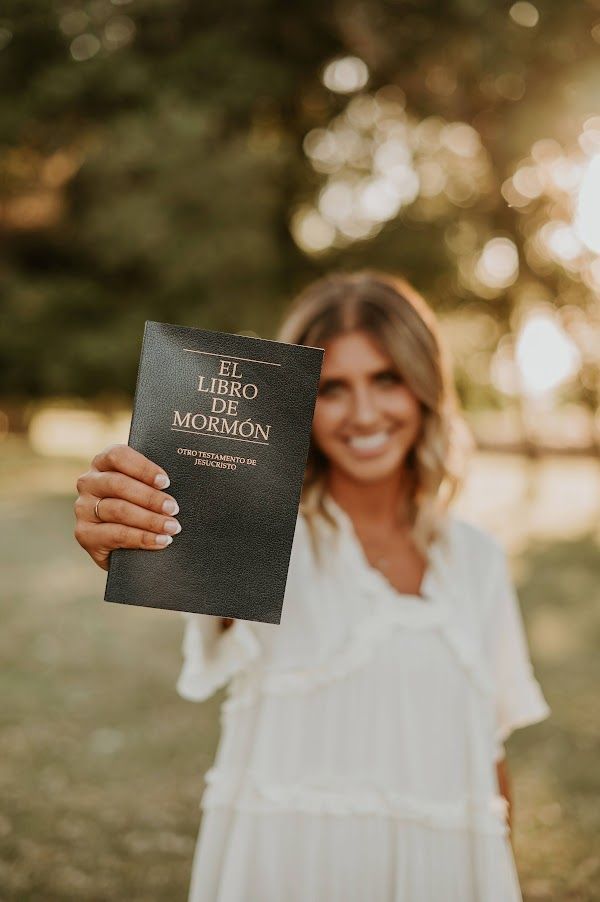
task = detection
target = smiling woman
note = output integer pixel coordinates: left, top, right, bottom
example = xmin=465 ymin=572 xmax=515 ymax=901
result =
xmin=174 ymin=270 xmax=550 ymax=902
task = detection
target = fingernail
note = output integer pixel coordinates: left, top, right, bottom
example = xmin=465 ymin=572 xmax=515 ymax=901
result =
xmin=155 ymin=534 xmax=173 ymax=546
xmin=164 ymin=519 xmax=181 ymax=535
xmin=162 ymin=499 xmax=179 ymax=515
xmin=154 ymin=473 xmax=170 ymax=489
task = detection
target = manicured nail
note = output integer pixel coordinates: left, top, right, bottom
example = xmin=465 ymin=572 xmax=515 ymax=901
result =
xmin=154 ymin=473 xmax=170 ymax=489
xmin=155 ymin=534 xmax=173 ymax=545
xmin=162 ymin=499 xmax=179 ymax=515
xmin=164 ymin=519 xmax=181 ymax=535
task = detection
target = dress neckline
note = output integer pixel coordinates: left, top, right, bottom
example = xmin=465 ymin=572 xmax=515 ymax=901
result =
xmin=321 ymin=492 xmax=446 ymax=604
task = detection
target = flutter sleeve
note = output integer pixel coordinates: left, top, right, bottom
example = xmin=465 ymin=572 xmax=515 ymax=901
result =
xmin=176 ymin=613 xmax=262 ymax=703
xmin=485 ymin=543 xmax=551 ymax=762
xmin=175 ymin=512 xmax=312 ymax=702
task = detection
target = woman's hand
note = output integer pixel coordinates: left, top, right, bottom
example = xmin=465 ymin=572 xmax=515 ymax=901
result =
xmin=74 ymin=443 xmax=181 ymax=572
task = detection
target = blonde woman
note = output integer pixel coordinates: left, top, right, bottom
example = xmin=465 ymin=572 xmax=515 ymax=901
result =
xmin=74 ymin=270 xmax=550 ymax=901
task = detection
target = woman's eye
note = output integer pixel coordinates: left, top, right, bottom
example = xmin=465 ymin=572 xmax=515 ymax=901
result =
xmin=319 ymin=374 xmax=401 ymax=395
xmin=376 ymin=371 xmax=402 ymax=385
xmin=318 ymin=381 xmax=344 ymax=396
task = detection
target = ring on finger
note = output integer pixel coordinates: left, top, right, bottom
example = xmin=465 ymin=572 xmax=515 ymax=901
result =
xmin=94 ymin=498 xmax=106 ymax=522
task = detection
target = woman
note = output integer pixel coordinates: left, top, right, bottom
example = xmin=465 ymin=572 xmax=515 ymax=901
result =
xmin=74 ymin=270 xmax=551 ymax=901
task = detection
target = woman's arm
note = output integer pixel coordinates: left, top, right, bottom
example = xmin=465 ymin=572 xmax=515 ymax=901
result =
xmin=496 ymin=757 xmax=513 ymax=841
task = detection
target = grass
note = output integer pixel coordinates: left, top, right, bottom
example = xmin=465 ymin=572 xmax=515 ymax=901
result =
xmin=1 ymin=437 xmax=599 ymax=900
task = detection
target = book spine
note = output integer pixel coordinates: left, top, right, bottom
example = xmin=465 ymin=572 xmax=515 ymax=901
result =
xmin=125 ymin=320 xmax=152 ymax=449
xmin=104 ymin=320 xmax=152 ymax=597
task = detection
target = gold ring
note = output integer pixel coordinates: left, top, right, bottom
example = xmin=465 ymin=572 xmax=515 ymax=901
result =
xmin=94 ymin=498 xmax=104 ymax=522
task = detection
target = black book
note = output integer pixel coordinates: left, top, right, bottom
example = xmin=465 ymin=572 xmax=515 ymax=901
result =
xmin=104 ymin=321 xmax=324 ymax=624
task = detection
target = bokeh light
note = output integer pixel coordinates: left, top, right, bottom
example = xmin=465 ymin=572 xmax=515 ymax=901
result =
xmin=290 ymin=206 xmax=336 ymax=253
xmin=475 ymin=238 xmax=520 ymax=290
xmin=509 ymin=2 xmax=540 ymax=28
xmin=322 ymin=56 xmax=369 ymax=94
xmin=70 ymin=33 xmax=101 ymax=61
xmin=300 ymin=96 xmax=492 ymax=252
xmin=515 ymin=310 xmax=581 ymax=397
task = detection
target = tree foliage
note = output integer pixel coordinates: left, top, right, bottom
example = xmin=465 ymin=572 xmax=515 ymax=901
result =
xmin=0 ymin=1 xmax=598 ymax=404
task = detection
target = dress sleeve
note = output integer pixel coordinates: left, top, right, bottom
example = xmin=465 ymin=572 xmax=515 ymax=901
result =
xmin=485 ymin=544 xmax=551 ymax=762
xmin=175 ymin=512 xmax=313 ymax=701
xmin=176 ymin=612 xmax=262 ymax=703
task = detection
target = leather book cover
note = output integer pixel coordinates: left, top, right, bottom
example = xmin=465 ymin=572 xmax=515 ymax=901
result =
xmin=104 ymin=321 xmax=324 ymax=624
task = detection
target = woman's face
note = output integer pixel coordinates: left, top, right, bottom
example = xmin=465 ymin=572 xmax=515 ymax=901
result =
xmin=311 ymin=329 xmax=423 ymax=486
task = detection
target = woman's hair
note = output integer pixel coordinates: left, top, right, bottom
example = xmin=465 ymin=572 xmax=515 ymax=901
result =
xmin=275 ymin=269 xmax=474 ymax=563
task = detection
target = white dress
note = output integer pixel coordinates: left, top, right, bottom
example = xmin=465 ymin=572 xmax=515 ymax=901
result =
xmin=177 ymin=494 xmax=551 ymax=902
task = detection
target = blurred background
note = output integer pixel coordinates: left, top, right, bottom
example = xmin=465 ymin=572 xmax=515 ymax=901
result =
xmin=1 ymin=1 xmax=599 ymax=899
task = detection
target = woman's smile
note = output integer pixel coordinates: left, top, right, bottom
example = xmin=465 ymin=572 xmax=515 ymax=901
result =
xmin=343 ymin=427 xmax=400 ymax=458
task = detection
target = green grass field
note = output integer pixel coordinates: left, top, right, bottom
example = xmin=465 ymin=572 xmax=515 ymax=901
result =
xmin=1 ymin=437 xmax=599 ymax=901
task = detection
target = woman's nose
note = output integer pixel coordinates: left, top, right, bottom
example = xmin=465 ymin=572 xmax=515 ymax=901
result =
xmin=349 ymin=386 xmax=380 ymax=426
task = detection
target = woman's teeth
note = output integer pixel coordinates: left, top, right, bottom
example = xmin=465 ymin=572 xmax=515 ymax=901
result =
xmin=347 ymin=431 xmax=390 ymax=451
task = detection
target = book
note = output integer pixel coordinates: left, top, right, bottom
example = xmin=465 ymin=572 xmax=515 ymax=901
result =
xmin=104 ymin=321 xmax=324 ymax=624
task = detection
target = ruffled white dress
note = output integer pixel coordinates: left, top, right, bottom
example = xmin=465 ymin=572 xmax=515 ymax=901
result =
xmin=177 ymin=495 xmax=550 ymax=902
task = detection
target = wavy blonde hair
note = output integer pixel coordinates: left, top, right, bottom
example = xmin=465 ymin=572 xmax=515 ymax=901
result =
xmin=275 ymin=269 xmax=474 ymax=564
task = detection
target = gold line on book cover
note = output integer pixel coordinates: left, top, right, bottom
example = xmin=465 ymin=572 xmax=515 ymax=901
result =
xmin=170 ymin=427 xmax=269 ymax=446
xmin=183 ymin=349 xmax=283 ymax=367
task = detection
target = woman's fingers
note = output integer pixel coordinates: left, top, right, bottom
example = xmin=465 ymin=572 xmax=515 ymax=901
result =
xmin=92 ymin=443 xmax=170 ymax=489
xmin=74 ymin=520 xmax=175 ymax=572
xmin=84 ymin=495 xmax=181 ymax=536
xmin=74 ymin=444 xmax=180 ymax=571
xmin=78 ymin=470 xmax=179 ymax=518
xmin=77 ymin=444 xmax=177 ymax=514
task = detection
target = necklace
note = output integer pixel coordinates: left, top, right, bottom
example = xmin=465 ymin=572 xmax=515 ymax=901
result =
xmin=361 ymin=527 xmax=410 ymax=571
xmin=328 ymin=493 xmax=413 ymax=573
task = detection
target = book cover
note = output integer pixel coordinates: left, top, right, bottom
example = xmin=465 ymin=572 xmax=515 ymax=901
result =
xmin=104 ymin=321 xmax=324 ymax=624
